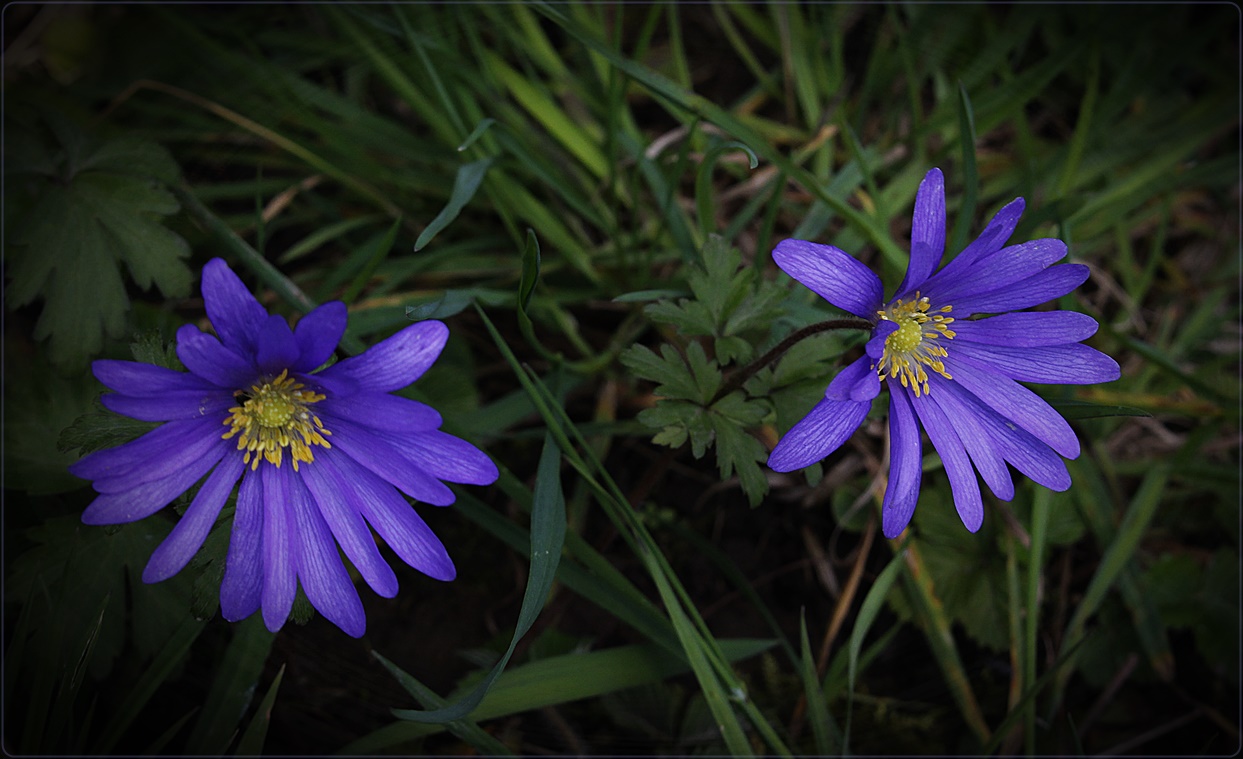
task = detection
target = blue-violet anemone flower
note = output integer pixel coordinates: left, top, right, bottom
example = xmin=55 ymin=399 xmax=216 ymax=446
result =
xmin=69 ymin=258 xmax=499 ymax=637
xmin=768 ymin=168 xmax=1119 ymax=538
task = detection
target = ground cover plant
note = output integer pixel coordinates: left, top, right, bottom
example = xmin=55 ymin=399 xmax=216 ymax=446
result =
xmin=3 ymin=3 xmax=1239 ymax=756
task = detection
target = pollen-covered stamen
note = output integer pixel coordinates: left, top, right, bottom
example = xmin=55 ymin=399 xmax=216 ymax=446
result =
xmin=221 ymin=369 xmax=331 ymax=471
xmin=874 ymin=292 xmax=956 ymax=397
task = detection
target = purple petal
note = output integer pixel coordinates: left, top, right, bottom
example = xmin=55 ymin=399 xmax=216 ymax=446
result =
xmin=772 ymin=239 xmax=884 ymax=319
xmin=288 ymin=473 xmax=366 ymax=638
xmin=911 ymin=391 xmax=983 ymax=532
xmin=321 ymin=321 xmax=449 ymax=393
xmin=826 ymin=356 xmax=881 ymax=403
xmin=768 ymin=397 xmax=870 ymax=472
xmin=933 ymin=378 xmax=1071 ymax=492
xmin=93 ymin=359 xmax=222 ymax=394
xmin=950 ymin=264 xmax=1090 ymax=317
xmin=92 ymin=422 xmax=230 ymax=494
xmin=949 ymin=341 xmax=1120 ymax=385
xmin=393 ymin=430 xmax=499 ymax=486
xmin=202 ymin=258 xmax=268 ymax=356
xmin=924 ymin=383 xmax=1014 ymax=501
xmin=70 ymin=417 xmax=217 ymax=481
xmin=321 ymin=393 xmax=442 ymax=433
xmin=260 ymin=465 xmax=298 ymax=633
xmin=143 ymin=454 xmax=246 ymax=582
xmin=949 ymin=311 xmax=1098 ymax=347
xmin=176 ymin=324 xmax=258 ymax=389
xmin=945 ymin=356 xmax=1081 ymax=459
xmin=881 ymin=388 xmax=922 ymax=538
xmin=895 ymin=168 xmax=946 ymax=299
xmin=256 ymin=315 xmax=301 ymax=375
xmin=300 ymin=450 xmax=399 ymax=598
xmin=924 ymin=239 xmax=1068 ymax=304
xmin=939 ymin=198 xmax=1025 ymax=275
xmin=80 ymin=442 xmax=226 ymax=525
xmin=101 ymin=390 xmax=233 ymax=422
xmin=220 ymin=470 xmax=263 ymax=622
xmin=326 ymin=417 xmax=456 ymax=505
xmin=293 ymin=301 xmax=347 ymax=372
xmin=332 ymin=454 xmax=456 ymax=580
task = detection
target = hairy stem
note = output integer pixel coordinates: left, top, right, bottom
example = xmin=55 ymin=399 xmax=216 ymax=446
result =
xmin=709 ymin=318 xmax=872 ymax=405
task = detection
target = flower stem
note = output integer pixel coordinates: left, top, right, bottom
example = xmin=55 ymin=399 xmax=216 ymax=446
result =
xmin=709 ymin=318 xmax=872 ymax=405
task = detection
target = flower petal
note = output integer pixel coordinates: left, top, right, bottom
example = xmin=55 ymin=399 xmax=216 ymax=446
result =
xmin=881 ymin=388 xmax=922 ymax=538
xmin=866 ymin=321 xmax=898 ymax=360
xmin=288 ymin=473 xmax=366 ymax=638
xmin=220 ymin=470 xmax=263 ymax=622
xmin=300 ymin=450 xmax=399 ymax=598
xmin=326 ymin=417 xmax=456 ymax=505
xmin=260 ymin=465 xmax=297 ymax=633
xmin=950 ymin=264 xmax=1090 ymax=316
xmin=256 ymin=315 xmax=301 ymax=375
xmin=933 ymin=377 xmax=1071 ymax=492
xmin=911 ymin=390 xmax=983 ymax=532
xmin=772 ymin=239 xmax=884 ymax=319
xmin=91 ymin=421 xmax=230 ymax=494
xmin=101 ymin=390 xmax=233 ymax=422
xmin=293 ymin=301 xmax=347 ymax=372
xmin=394 ymin=430 xmax=499 ymax=486
xmin=333 ymin=453 xmax=456 ymax=580
xmin=826 ymin=356 xmax=881 ymax=403
xmin=949 ymin=341 xmax=1121 ymax=385
xmin=895 ymin=168 xmax=946 ymax=299
xmin=949 ymin=311 xmax=1098 ymax=347
xmin=143 ymin=454 xmax=246 ymax=582
xmin=70 ymin=418 xmax=215 ymax=481
xmin=945 ymin=356 xmax=1081 ymax=458
xmin=202 ymin=258 xmax=268 ymax=356
xmin=93 ymin=359 xmax=222 ymax=395
xmin=939 ymin=198 xmax=1025 ymax=275
xmin=924 ymin=239 xmax=1068 ymax=304
xmin=176 ymin=324 xmax=258 ymax=389
xmin=321 ymin=393 xmax=442 ymax=433
xmin=81 ymin=442 xmax=225 ymax=525
xmin=924 ymin=382 xmax=1014 ymax=500
xmin=768 ymin=397 xmax=870 ymax=472
xmin=321 ymin=321 xmax=449 ymax=393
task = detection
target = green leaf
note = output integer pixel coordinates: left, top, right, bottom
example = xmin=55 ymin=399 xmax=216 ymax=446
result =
xmin=387 ymin=433 xmax=566 ymax=723
xmin=186 ymin=617 xmax=274 ymax=754
xmin=233 ymin=664 xmax=285 ymax=756
xmin=620 ymin=343 xmax=700 ymax=401
xmin=414 ymin=157 xmax=494 ymax=251
xmin=846 ymin=549 xmax=907 ymax=753
xmin=6 ymin=125 xmax=191 ymax=368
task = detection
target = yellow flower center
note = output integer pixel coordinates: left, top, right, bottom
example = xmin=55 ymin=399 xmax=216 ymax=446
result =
xmin=222 ymin=369 xmax=331 ymax=471
xmin=875 ymin=292 xmax=957 ymax=397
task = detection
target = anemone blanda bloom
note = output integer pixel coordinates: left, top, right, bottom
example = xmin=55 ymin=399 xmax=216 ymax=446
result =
xmin=69 ymin=258 xmax=498 ymax=637
xmin=768 ymin=168 xmax=1119 ymax=538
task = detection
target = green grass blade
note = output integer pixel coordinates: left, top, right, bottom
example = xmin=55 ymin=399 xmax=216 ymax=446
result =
xmin=798 ymin=611 xmax=840 ymax=755
xmin=414 ymin=158 xmax=494 ymax=252
xmin=185 ymin=617 xmax=274 ymax=754
xmin=232 ymin=664 xmax=285 ymax=756
xmin=846 ymin=548 xmax=906 ymax=753
xmin=950 ymin=82 xmax=979 ymax=256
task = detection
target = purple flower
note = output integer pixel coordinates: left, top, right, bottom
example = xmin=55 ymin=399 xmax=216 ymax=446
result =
xmin=768 ymin=168 xmax=1119 ymax=538
xmin=69 ymin=258 xmax=498 ymax=637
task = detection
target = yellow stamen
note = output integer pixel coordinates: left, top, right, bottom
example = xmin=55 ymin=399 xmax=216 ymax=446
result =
xmin=874 ymin=291 xmax=955 ymax=397
xmin=221 ymin=369 xmax=331 ymax=471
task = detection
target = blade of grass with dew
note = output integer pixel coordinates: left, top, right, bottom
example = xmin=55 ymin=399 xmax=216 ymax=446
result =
xmin=232 ymin=664 xmax=286 ymax=756
xmin=845 ymin=548 xmax=906 ymax=753
xmin=388 ymin=432 xmax=566 ymax=724
xmin=185 ymin=616 xmax=274 ymax=754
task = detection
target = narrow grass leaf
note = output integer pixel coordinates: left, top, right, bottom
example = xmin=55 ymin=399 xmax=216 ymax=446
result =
xmin=415 ymin=158 xmax=494 ymax=251
xmin=457 ymin=118 xmax=497 ymax=152
xmin=846 ymin=548 xmax=905 ymax=753
xmin=390 ymin=433 xmax=566 ymax=724
xmin=343 ymin=217 xmax=403 ymax=303
xmin=950 ymin=82 xmax=979 ymax=256
xmin=186 ymin=617 xmax=274 ymax=755
xmin=798 ymin=611 xmax=839 ymax=755
xmin=233 ymin=664 xmax=284 ymax=756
